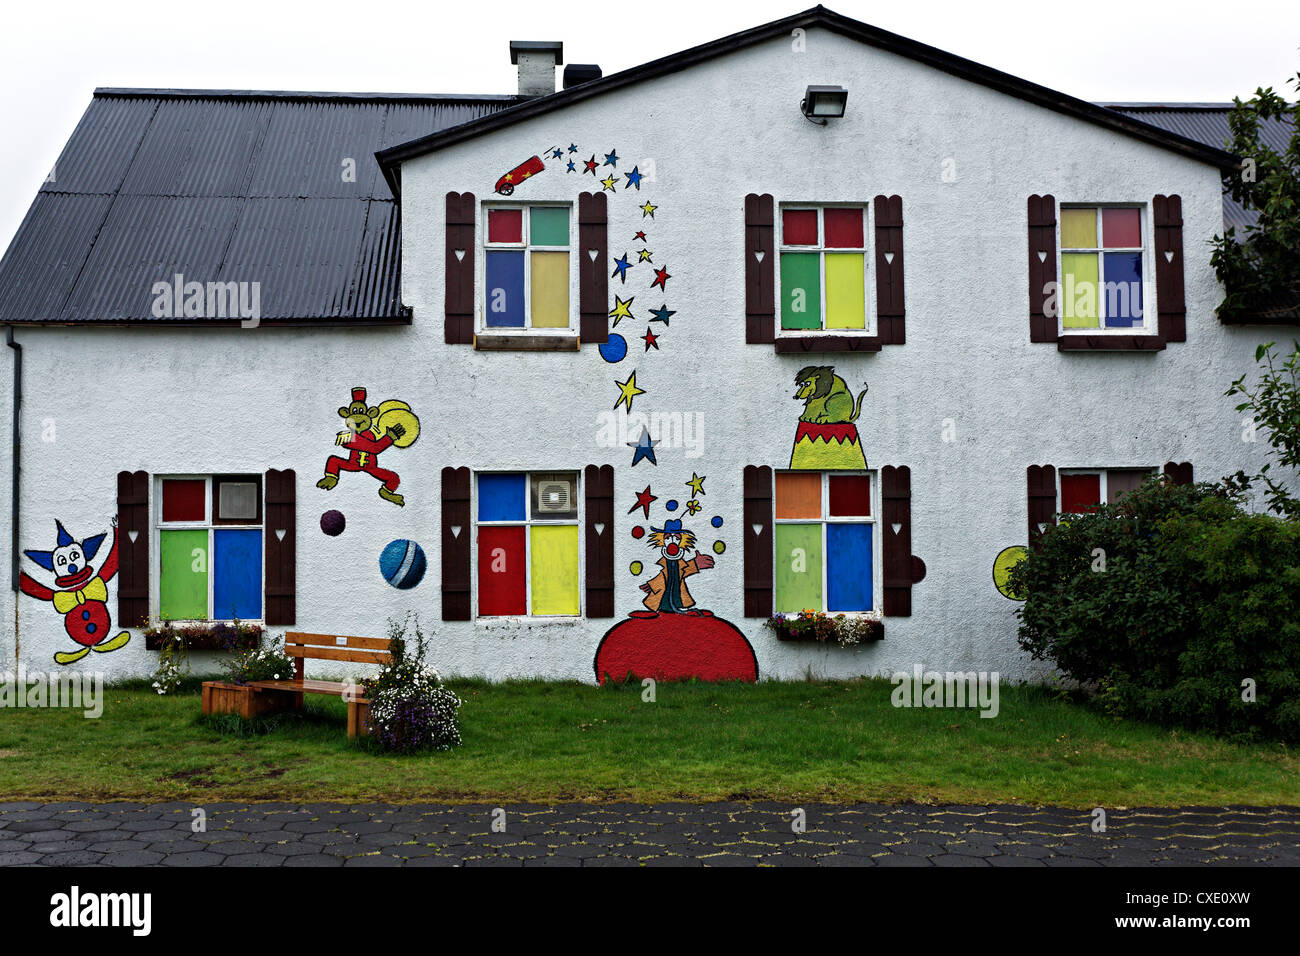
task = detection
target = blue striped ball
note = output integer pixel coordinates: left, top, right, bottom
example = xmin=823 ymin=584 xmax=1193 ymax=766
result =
xmin=379 ymin=539 xmax=426 ymax=590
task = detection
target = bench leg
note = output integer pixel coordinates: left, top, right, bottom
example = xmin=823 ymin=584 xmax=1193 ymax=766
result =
xmin=347 ymin=700 xmax=371 ymax=739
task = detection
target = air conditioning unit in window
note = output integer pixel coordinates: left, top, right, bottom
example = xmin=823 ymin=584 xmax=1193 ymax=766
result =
xmin=535 ymin=477 xmax=575 ymax=515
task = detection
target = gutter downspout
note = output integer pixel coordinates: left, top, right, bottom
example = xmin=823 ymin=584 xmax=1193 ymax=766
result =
xmin=6 ymin=327 xmax=19 ymax=667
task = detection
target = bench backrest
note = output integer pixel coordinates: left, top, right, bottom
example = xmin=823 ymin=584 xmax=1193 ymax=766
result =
xmin=284 ymin=632 xmax=393 ymax=680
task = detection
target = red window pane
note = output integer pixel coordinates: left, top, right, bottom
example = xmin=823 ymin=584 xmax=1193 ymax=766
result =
xmin=478 ymin=525 xmax=526 ymax=615
xmin=823 ymin=208 xmax=864 ymax=248
xmin=828 ymin=475 xmax=871 ymax=516
xmin=488 ymin=208 xmax=523 ymax=243
xmin=1101 ymin=208 xmax=1141 ymax=248
xmin=782 ymin=209 xmax=818 ymax=245
xmin=1060 ymin=474 xmax=1102 ymax=514
xmin=162 ymin=479 xmax=206 ymax=522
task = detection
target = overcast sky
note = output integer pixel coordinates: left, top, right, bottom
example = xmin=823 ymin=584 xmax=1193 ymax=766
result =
xmin=1 ymin=0 xmax=1297 ymax=252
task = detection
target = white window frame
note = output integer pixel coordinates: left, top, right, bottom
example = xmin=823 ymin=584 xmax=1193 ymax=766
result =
xmin=1057 ymin=466 xmax=1157 ymax=515
xmin=472 ymin=469 xmax=584 ymax=620
xmin=1057 ymin=203 xmax=1152 ymax=336
xmin=772 ymin=470 xmax=879 ymax=615
xmin=152 ymin=474 xmax=264 ymax=624
xmin=480 ymin=203 xmax=575 ymax=335
xmin=776 ymin=203 xmax=875 ymax=336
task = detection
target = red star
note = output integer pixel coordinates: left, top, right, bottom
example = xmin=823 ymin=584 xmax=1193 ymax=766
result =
xmin=583 ymin=155 xmax=599 ymax=175
xmin=642 ymin=327 xmax=660 ymax=351
xmin=629 ymin=485 xmax=658 ymax=518
xmin=652 ymin=266 xmax=671 ymax=290
xmin=634 ymin=230 xmax=647 ymax=242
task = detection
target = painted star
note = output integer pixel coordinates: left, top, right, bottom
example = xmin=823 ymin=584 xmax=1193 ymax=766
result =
xmin=686 ymin=473 xmax=706 ymax=497
xmin=568 ymin=143 xmax=578 ymax=153
xmin=627 ymin=426 xmax=660 ymax=466
xmin=634 ymin=230 xmax=647 ymax=243
xmin=566 ymin=160 xmax=576 ymax=173
xmin=640 ymin=201 xmax=657 ymax=218
xmin=583 ymin=155 xmax=599 ymax=175
xmin=603 ymin=149 xmax=619 ymax=167
xmin=551 ymin=148 xmax=564 ymax=159
xmin=685 ymin=499 xmax=702 ymax=516
xmin=611 ymin=253 xmax=633 ymax=283
xmin=642 ymin=327 xmax=660 ymax=351
xmin=629 ymin=485 xmax=658 ymax=518
xmin=608 ymin=295 xmax=635 ymax=325
xmin=614 ymin=371 xmax=646 ymax=413
xmin=637 ymin=248 xmax=653 ymax=263
xmin=648 ymin=303 xmax=675 ymax=325
xmin=624 ymin=166 xmax=644 ymax=190
xmin=600 ymin=174 xmax=618 ymax=192
xmin=651 ymin=266 xmax=671 ymax=291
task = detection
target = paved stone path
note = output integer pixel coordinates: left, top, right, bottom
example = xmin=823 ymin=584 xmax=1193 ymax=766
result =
xmin=1 ymin=802 xmax=1297 ymax=866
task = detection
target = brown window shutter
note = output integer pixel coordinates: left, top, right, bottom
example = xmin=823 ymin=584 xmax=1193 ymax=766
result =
xmin=579 ymin=192 xmax=609 ymax=345
xmin=874 ymin=195 xmax=905 ymax=344
xmin=445 ymin=191 xmax=476 ymax=344
xmin=1028 ymin=195 xmax=1058 ymax=343
xmin=441 ymin=466 xmax=472 ymax=620
xmin=881 ymin=465 xmax=925 ymax=616
xmin=115 ymin=470 xmax=149 ymax=629
xmin=1154 ymin=195 xmax=1186 ymax=343
xmin=745 ymin=193 xmax=775 ymax=344
xmin=1163 ymin=461 xmax=1193 ymax=485
xmin=1027 ymin=464 xmax=1057 ymax=550
xmin=584 ymin=464 xmax=614 ymax=617
xmin=264 ymin=469 xmax=296 ymax=625
xmin=743 ymin=465 xmax=773 ymax=617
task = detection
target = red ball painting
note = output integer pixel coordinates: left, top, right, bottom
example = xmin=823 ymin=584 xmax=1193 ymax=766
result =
xmin=593 ymin=611 xmax=758 ymax=684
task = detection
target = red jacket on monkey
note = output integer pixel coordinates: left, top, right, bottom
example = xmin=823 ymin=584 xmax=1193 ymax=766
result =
xmin=316 ymin=386 xmax=420 ymax=507
xmin=20 ymin=519 xmax=130 ymax=666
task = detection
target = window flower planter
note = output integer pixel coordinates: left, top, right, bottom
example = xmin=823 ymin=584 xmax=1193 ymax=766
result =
xmin=766 ymin=611 xmax=883 ymax=646
xmin=144 ymin=621 xmax=263 ymax=651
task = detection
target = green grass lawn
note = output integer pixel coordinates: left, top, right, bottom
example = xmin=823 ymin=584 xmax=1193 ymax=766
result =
xmin=0 ymin=677 xmax=1296 ymax=807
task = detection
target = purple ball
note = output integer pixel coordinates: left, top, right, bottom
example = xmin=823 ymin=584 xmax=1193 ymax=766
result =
xmin=320 ymin=509 xmax=346 ymax=536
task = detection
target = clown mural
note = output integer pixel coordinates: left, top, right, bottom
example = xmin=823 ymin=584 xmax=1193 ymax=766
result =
xmin=638 ymin=518 xmax=715 ymax=612
xmin=20 ymin=519 xmax=130 ymax=665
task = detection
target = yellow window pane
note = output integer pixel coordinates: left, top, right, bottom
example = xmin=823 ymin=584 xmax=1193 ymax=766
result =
xmin=1060 ymin=207 xmax=1097 ymax=249
xmin=824 ymin=253 xmax=866 ymax=329
xmin=775 ymin=472 xmax=822 ymax=519
xmin=530 ymin=251 xmax=569 ymax=328
xmin=530 ymin=524 xmax=580 ymax=615
xmin=1062 ymin=252 xmax=1099 ymax=328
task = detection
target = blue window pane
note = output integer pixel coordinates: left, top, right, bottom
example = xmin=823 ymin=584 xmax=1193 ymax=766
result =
xmin=478 ymin=473 xmax=526 ymax=521
xmin=485 ymin=250 xmax=525 ymax=328
xmin=1103 ymin=252 xmax=1143 ymax=328
xmin=826 ymin=523 xmax=872 ymax=612
xmin=213 ymin=528 xmax=262 ymax=620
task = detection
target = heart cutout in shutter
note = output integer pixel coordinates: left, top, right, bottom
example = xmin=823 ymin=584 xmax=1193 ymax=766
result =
xmin=275 ymin=529 xmax=286 ymax=542
xmin=594 ymin=523 xmax=605 ymax=536
xmin=1037 ymin=522 xmax=1049 ymax=534
xmin=884 ymin=251 xmax=895 ymax=265
xmin=451 ymin=525 xmax=462 ymax=539
xmin=588 ymin=248 xmax=599 ymax=261
xmin=754 ymin=250 xmax=765 ymax=263
xmin=751 ymin=523 xmax=764 ymax=537
xmin=1164 ymin=250 xmax=1174 ymax=263
xmin=454 ymin=249 xmax=465 ymax=262
xmin=891 ymin=522 xmax=902 ymax=535
xmin=127 ymin=530 xmax=138 ymax=543
xmin=1037 ymin=250 xmax=1047 ymax=263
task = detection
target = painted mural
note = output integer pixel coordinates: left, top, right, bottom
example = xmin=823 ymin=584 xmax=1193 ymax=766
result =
xmin=20 ymin=519 xmax=130 ymax=665
xmin=316 ymin=387 xmax=420 ymax=507
xmin=993 ymin=545 xmax=1028 ymax=600
xmin=790 ymin=365 xmax=868 ymax=469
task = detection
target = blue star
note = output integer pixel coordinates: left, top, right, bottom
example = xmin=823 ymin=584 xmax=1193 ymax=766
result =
xmin=552 ymin=148 xmax=564 ymax=159
xmin=603 ymin=149 xmax=619 ymax=168
xmin=566 ymin=160 xmax=576 ymax=173
xmin=611 ymin=253 xmax=633 ymax=283
xmin=568 ymin=143 xmax=578 ymax=153
xmin=649 ymin=303 xmax=676 ymax=325
xmin=628 ymin=426 xmax=659 ymax=466
xmin=624 ymin=166 xmax=644 ymax=190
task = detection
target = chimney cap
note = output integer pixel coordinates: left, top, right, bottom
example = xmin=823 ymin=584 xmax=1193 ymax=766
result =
xmin=509 ymin=40 xmax=564 ymax=65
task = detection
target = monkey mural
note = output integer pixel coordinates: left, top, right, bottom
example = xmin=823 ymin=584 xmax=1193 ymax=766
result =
xmin=638 ymin=519 xmax=716 ymax=613
xmin=316 ymin=387 xmax=420 ymax=507
xmin=790 ymin=365 xmax=869 ymax=469
xmin=20 ymin=518 xmax=130 ymax=665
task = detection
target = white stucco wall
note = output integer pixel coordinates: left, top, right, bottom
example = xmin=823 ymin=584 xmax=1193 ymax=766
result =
xmin=1 ymin=27 xmax=1283 ymax=683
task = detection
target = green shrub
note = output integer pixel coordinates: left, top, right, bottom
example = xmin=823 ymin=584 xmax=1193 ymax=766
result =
xmin=1009 ymin=476 xmax=1300 ymax=741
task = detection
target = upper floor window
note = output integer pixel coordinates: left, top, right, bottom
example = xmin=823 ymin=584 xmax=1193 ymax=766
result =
xmin=779 ymin=205 xmax=872 ymax=334
xmin=483 ymin=204 xmax=572 ymax=332
xmin=1059 ymin=205 xmax=1147 ymax=333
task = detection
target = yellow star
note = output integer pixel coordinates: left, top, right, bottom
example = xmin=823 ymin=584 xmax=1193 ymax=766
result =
xmin=608 ymin=295 xmax=634 ymax=325
xmin=637 ymin=248 xmax=653 ymax=262
xmin=640 ymin=201 xmax=657 ymax=218
xmin=686 ymin=473 xmax=706 ymax=497
xmin=601 ymin=174 xmax=617 ymax=192
xmin=614 ymin=371 xmax=646 ymax=413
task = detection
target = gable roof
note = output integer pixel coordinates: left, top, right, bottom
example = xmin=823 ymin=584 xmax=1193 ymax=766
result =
xmin=0 ymin=89 xmax=518 ymax=325
xmin=376 ymin=4 xmax=1241 ymax=195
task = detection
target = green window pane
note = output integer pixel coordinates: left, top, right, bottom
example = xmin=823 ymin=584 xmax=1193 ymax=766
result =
xmin=160 ymin=529 xmax=208 ymax=620
xmin=774 ymin=523 xmax=823 ymax=613
xmin=1062 ymin=252 xmax=1099 ymax=328
xmin=530 ymin=207 xmax=570 ymax=247
xmin=780 ymin=253 xmax=821 ymax=330
xmin=825 ymin=253 xmax=866 ymax=329
xmin=1060 ymin=207 xmax=1097 ymax=249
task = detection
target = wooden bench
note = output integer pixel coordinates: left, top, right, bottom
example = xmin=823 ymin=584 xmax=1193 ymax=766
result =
xmin=248 ymin=632 xmax=392 ymax=738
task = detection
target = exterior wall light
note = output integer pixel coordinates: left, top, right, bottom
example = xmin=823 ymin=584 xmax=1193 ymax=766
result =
xmin=801 ymin=85 xmax=848 ymax=125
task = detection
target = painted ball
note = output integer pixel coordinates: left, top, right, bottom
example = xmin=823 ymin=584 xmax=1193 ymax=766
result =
xmin=320 ymin=509 xmax=346 ymax=536
xmin=599 ymin=333 xmax=628 ymax=363
xmin=713 ymin=541 xmax=726 ymax=554
xmin=629 ymin=561 xmax=644 ymax=575
xmin=380 ymin=539 xmax=427 ymax=590
xmin=631 ymin=526 xmax=645 ymax=539
xmin=666 ymin=499 xmax=679 ymax=511
xmin=711 ymin=515 xmax=723 ymax=528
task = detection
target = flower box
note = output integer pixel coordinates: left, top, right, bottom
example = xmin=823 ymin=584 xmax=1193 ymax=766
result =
xmin=200 ymin=681 xmax=290 ymax=720
xmin=144 ymin=622 xmax=263 ymax=651
xmin=767 ymin=611 xmax=883 ymax=646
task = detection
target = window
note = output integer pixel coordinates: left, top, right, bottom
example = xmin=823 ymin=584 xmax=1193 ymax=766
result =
xmin=156 ymin=475 xmax=262 ymax=621
xmin=1059 ymin=206 xmax=1146 ymax=332
xmin=779 ymin=206 xmax=871 ymax=333
xmin=773 ymin=471 xmax=875 ymax=613
xmin=475 ymin=471 xmax=581 ymax=616
xmin=483 ymin=205 xmax=572 ymax=331
xmin=1059 ymin=468 xmax=1154 ymax=514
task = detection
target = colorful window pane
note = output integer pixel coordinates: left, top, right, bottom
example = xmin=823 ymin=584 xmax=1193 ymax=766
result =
xmin=825 ymin=253 xmax=866 ymax=330
xmin=213 ymin=528 xmax=261 ymax=620
xmin=775 ymin=472 xmax=822 ymax=519
xmin=1101 ymin=207 xmax=1141 ymax=248
xmin=782 ymin=209 xmax=818 ymax=245
xmin=779 ymin=206 xmax=868 ymax=332
xmin=823 ymin=208 xmax=864 ymax=248
xmin=530 ymin=525 xmax=580 ymax=615
xmin=1060 ymin=207 xmax=1097 ymax=248
xmin=159 ymin=528 xmax=208 ymax=620
xmin=530 ymin=251 xmax=569 ymax=328
xmin=162 ymin=479 xmax=206 ymax=522
xmin=1060 ymin=474 xmax=1102 ymax=514
xmin=1106 ymin=469 xmax=1149 ymax=503
xmin=478 ymin=473 xmax=526 ymax=521
xmin=1061 ymin=206 xmax=1146 ymax=331
xmin=827 ymin=523 xmax=872 ymax=612
xmin=1103 ymin=252 xmax=1142 ymax=327
xmin=529 ymin=207 xmax=570 ymax=247
xmin=774 ymin=523 xmax=822 ymax=613
xmin=487 ymin=208 xmax=523 ymax=243
xmin=828 ymin=475 xmax=871 ymax=516
xmin=1061 ymin=253 xmax=1099 ymax=328
xmin=477 ymin=525 xmax=526 ymax=616
xmin=485 ymin=250 xmax=525 ymax=328
xmin=780 ymin=253 xmax=821 ymax=330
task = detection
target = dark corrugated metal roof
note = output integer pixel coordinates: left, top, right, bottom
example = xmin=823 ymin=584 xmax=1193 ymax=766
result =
xmin=0 ymin=90 xmax=517 ymax=324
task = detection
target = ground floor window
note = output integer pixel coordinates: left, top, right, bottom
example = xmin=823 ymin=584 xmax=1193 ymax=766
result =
xmin=773 ymin=470 xmax=874 ymax=613
xmin=1059 ymin=467 xmax=1155 ymax=514
xmin=475 ymin=471 xmax=581 ymax=617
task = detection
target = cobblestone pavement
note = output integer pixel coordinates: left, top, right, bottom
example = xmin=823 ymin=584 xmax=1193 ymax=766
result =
xmin=1 ymin=802 xmax=1297 ymax=867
